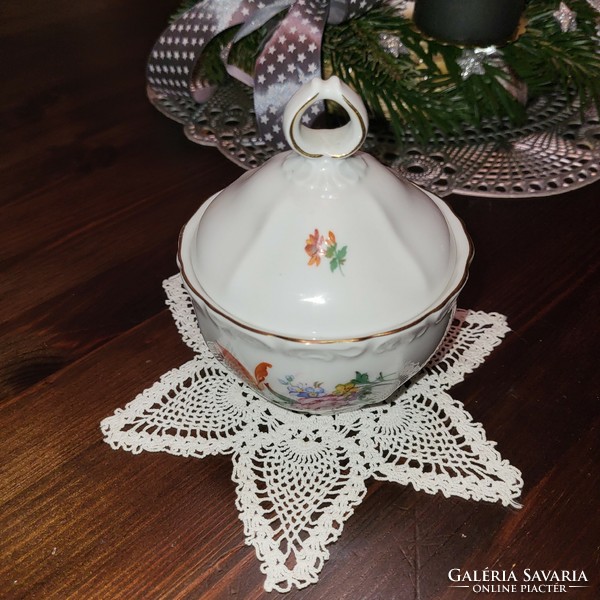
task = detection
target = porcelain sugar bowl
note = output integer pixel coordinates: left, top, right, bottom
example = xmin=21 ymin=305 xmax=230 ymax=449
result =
xmin=178 ymin=77 xmax=473 ymax=415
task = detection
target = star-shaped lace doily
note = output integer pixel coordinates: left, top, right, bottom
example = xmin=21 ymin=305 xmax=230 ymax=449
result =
xmin=101 ymin=274 xmax=523 ymax=592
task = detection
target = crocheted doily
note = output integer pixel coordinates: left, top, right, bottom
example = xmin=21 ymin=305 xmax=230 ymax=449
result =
xmin=101 ymin=274 xmax=523 ymax=592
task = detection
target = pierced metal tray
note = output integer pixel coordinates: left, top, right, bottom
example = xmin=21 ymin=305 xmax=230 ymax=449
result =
xmin=149 ymin=82 xmax=599 ymax=197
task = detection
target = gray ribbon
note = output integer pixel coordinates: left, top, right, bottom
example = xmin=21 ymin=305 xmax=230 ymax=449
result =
xmin=147 ymin=0 xmax=379 ymax=149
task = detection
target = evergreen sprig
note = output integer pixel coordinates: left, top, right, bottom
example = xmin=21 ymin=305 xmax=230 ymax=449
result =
xmin=170 ymin=0 xmax=600 ymax=141
xmin=323 ymin=5 xmax=529 ymax=139
xmin=503 ymin=1 xmax=600 ymax=111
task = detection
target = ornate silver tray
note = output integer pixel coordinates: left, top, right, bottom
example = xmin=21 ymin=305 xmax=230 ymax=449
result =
xmin=149 ymin=82 xmax=599 ymax=197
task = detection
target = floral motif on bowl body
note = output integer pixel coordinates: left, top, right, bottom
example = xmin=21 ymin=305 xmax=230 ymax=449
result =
xmin=210 ymin=340 xmax=401 ymax=412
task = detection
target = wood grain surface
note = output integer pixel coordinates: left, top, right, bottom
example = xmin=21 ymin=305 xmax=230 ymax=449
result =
xmin=1 ymin=2 xmax=599 ymax=599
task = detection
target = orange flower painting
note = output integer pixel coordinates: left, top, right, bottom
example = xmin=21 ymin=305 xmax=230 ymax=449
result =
xmin=305 ymin=228 xmax=325 ymax=267
xmin=304 ymin=228 xmax=347 ymax=273
xmin=214 ymin=344 xmax=271 ymax=391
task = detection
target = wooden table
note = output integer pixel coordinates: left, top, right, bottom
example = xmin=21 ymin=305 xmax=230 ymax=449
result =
xmin=2 ymin=2 xmax=599 ymax=598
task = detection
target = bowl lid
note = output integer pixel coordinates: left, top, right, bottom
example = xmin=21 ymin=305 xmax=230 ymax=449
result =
xmin=181 ymin=77 xmax=471 ymax=340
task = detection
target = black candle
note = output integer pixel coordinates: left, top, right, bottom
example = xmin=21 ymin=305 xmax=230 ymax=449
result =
xmin=413 ymin=0 xmax=525 ymax=46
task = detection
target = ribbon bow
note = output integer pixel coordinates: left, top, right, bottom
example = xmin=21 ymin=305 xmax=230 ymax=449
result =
xmin=147 ymin=0 xmax=378 ymax=149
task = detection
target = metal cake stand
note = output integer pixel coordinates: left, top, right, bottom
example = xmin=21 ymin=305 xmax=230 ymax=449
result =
xmin=149 ymin=82 xmax=599 ymax=197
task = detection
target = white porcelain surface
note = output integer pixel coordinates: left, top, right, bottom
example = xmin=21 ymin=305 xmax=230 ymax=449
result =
xmin=178 ymin=76 xmax=473 ymax=414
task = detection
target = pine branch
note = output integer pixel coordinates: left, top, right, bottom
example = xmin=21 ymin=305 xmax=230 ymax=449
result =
xmin=168 ymin=0 xmax=600 ymax=141
xmin=503 ymin=1 xmax=600 ymax=110
xmin=324 ymin=6 xmax=527 ymax=139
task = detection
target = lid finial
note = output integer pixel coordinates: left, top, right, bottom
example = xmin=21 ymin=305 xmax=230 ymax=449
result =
xmin=283 ymin=77 xmax=368 ymax=159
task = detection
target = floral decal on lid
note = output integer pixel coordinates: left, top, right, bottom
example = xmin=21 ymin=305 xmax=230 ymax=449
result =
xmin=304 ymin=229 xmax=347 ymax=274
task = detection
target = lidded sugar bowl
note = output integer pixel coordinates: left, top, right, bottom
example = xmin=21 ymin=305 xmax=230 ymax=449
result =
xmin=178 ymin=77 xmax=473 ymax=415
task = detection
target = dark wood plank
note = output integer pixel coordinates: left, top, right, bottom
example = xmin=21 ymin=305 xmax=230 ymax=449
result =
xmin=0 ymin=0 xmax=241 ymax=398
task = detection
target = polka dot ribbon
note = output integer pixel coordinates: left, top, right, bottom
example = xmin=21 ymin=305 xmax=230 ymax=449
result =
xmin=147 ymin=0 xmax=378 ymax=150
